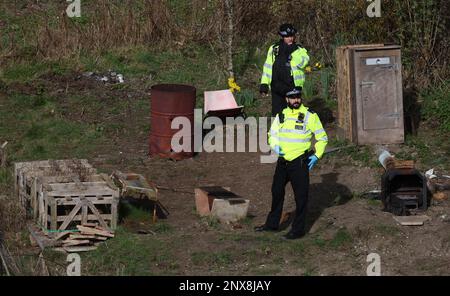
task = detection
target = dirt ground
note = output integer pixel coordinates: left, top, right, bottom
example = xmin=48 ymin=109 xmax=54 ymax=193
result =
xmin=101 ymin=149 xmax=450 ymax=276
xmin=1 ymin=73 xmax=449 ymax=276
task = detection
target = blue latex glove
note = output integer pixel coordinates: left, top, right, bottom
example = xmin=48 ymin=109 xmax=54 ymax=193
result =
xmin=274 ymin=145 xmax=285 ymax=156
xmin=307 ymin=155 xmax=319 ymax=171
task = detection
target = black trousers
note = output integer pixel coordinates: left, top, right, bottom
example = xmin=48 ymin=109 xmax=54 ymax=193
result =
xmin=271 ymin=90 xmax=287 ymax=116
xmin=265 ymin=155 xmax=310 ymax=235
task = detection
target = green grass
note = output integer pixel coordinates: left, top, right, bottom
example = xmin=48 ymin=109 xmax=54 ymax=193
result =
xmin=200 ymin=216 xmax=221 ymax=229
xmin=0 ymin=90 xmax=108 ymax=162
xmin=312 ymin=236 xmax=327 ymax=248
xmin=81 ymin=227 xmax=176 ymax=275
xmin=0 ymin=167 xmax=11 ymax=187
xmin=285 ymin=240 xmax=306 ymax=254
xmin=374 ymin=224 xmax=400 ymax=236
xmin=329 ymin=227 xmax=353 ymax=249
xmin=421 ymin=80 xmax=450 ymax=132
xmin=367 ymin=199 xmax=382 ymax=207
xmin=1 ymin=60 xmax=73 ymax=82
xmin=152 ymin=222 xmax=174 ymax=234
xmin=121 ymin=203 xmax=151 ymax=221
xmin=191 ymin=250 xmax=234 ymax=267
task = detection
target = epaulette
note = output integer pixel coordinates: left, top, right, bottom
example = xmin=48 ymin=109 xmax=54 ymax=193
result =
xmin=278 ymin=112 xmax=285 ymax=124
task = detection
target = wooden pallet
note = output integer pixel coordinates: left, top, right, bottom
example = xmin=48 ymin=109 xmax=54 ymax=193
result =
xmin=39 ymin=181 xmax=119 ymax=234
xmin=14 ymin=159 xmax=97 ymax=217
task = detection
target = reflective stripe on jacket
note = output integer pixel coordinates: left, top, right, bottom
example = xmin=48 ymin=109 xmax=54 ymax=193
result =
xmin=261 ymin=44 xmax=309 ymax=88
xmin=268 ymin=104 xmax=328 ymax=161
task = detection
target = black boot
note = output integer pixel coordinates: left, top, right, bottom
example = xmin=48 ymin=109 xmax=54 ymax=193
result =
xmin=282 ymin=231 xmax=306 ymax=240
xmin=254 ymin=224 xmax=278 ymax=232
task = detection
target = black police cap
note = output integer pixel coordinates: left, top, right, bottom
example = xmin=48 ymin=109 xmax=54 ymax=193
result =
xmin=286 ymin=88 xmax=302 ymax=98
xmin=278 ymin=23 xmax=297 ymax=37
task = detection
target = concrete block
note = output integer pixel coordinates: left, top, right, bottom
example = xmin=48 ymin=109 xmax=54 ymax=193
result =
xmin=194 ymin=186 xmax=249 ymax=223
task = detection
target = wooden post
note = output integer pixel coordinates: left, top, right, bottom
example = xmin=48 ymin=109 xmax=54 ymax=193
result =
xmin=224 ymin=0 xmax=234 ymax=78
xmin=111 ymin=198 xmax=118 ymax=230
xmin=81 ymin=203 xmax=88 ymax=225
xmin=0 ymin=141 xmax=7 ymax=168
xmin=32 ymin=178 xmax=38 ymax=221
xmin=50 ymin=198 xmax=57 ymax=231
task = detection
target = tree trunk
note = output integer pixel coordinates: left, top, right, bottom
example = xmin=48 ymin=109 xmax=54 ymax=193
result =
xmin=224 ymin=0 xmax=234 ymax=78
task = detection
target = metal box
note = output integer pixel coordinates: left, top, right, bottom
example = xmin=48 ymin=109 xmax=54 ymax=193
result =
xmin=336 ymin=44 xmax=404 ymax=144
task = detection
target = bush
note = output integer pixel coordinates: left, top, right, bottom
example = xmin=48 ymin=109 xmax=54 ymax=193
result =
xmin=421 ymin=81 xmax=450 ymax=132
xmin=234 ymin=89 xmax=256 ymax=107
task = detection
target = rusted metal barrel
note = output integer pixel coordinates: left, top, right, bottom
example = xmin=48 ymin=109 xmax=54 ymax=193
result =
xmin=150 ymin=84 xmax=196 ymax=160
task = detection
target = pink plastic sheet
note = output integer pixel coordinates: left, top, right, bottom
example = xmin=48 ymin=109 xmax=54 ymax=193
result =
xmin=204 ymin=89 xmax=243 ymax=114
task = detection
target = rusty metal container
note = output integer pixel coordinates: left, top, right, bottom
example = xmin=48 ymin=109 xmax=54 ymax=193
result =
xmin=150 ymin=84 xmax=196 ymax=160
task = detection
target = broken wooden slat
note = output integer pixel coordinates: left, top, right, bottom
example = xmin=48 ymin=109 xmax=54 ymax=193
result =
xmin=69 ymin=234 xmax=96 ymax=240
xmin=76 ymin=226 xmax=114 ymax=238
xmin=53 ymin=231 xmax=72 ymax=241
xmin=28 ymin=226 xmax=45 ymax=250
xmin=393 ymin=215 xmax=430 ymax=226
xmin=58 ymin=202 xmax=83 ymax=231
xmin=63 ymin=246 xmax=98 ymax=253
xmin=0 ymin=141 xmax=8 ymax=168
xmin=62 ymin=239 xmax=91 ymax=247
xmin=82 ymin=222 xmax=98 ymax=228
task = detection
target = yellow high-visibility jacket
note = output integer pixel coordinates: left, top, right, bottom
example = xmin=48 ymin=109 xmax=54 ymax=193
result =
xmin=261 ymin=43 xmax=309 ymax=88
xmin=268 ymin=104 xmax=328 ymax=161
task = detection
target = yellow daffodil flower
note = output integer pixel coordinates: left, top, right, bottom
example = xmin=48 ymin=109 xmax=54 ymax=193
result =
xmin=228 ymin=77 xmax=241 ymax=93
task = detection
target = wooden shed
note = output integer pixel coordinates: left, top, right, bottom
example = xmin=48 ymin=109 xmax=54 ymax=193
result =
xmin=336 ymin=44 xmax=404 ymax=144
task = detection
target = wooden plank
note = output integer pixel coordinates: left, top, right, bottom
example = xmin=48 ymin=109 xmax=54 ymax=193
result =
xmin=56 ymin=198 xmax=114 ymax=206
xmin=28 ymin=225 xmax=62 ymax=249
xmin=28 ymin=225 xmax=45 ymax=250
xmin=82 ymin=222 xmax=98 ymax=227
xmin=393 ymin=215 xmax=430 ymax=226
xmin=48 ymin=190 xmax=116 ymax=197
xmin=42 ymin=193 xmax=48 ymax=230
xmin=53 ymin=231 xmax=72 ymax=241
xmin=69 ymin=234 xmax=96 ymax=240
xmin=111 ymin=199 xmax=118 ymax=230
xmin=77 ymin=226 xmax=114 ymax=238
xmin=87 ymin=200 xmax=110 ymax=230
xmin=50 ymin=198 xmax=57 ymax=231
xmin=31 ymin=178 xmax=38 ymax=220
xmin=81 ymin=204 xmax=88 ymax=224
xmin=47 ymin=181 xmax=117 ymax=189
xmin=56 ymin=214 xmax=112 ymax=222
xmin=58 ymin=201 xmax=83 ymax=231
xmin=336 ymin=46 xmax=353 ymax=142
xmin=63 ymin=246 xmax=98 ymax=253
xmin=63 ymin=239 xmax=91 ymax=247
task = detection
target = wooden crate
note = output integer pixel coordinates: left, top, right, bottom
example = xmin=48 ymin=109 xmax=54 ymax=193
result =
xmin=14 ymin=159 xmax=97 ymax=217
xmin=39 ymin=181 xmax=119 ymax=234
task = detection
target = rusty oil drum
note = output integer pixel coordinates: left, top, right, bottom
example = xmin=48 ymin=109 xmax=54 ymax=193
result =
xmin=149 ymin=84 xmax=196 ymax=160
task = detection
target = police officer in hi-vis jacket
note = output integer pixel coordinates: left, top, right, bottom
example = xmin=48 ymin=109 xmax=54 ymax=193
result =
xmin=255 ymin=88 xmax=328 ymax=239
xmin=260 ymin=23 xmax=310 ymax=116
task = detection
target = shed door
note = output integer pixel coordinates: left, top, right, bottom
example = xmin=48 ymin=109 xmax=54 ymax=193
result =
xmin=359 ymin=56 xmax=400 ymax=130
